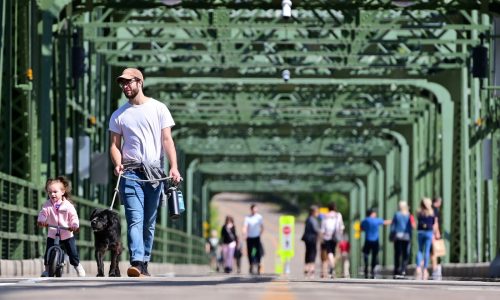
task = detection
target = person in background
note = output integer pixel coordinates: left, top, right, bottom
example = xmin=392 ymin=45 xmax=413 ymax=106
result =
xmin=242 ymin=204 xmax=264 ymax=274
xmin=320 ymin=203 xmax=344 ymax=279
xmin=390 ymin=201 xmax=415 ymax=278
xmin=220 ymin=216 xmax=238 ymax=273
xmin=415 ymin=197 xmax=440 ymax=280
xmin=338 ymin=234 xmax=351 ymax=278
xmin=301 ymin=205 xmax=320 ymax=279
xmin=431 ymin=196 xmax=443 ymax=280
xmin=205 ymin=229 xmax=219 ymax=271
xmin=360 ymin=208 xmax=391 ymax=279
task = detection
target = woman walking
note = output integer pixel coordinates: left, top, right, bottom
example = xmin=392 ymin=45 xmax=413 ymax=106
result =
xmin=390 ymin=201 xmax=415 ymax=278
xmin=301 ymin=205 xmax=320 ymax=279
xmin=415 ymin=198 xmax=440 ymax=280
xmin=220 ymin=216 xmax=238 ymax=273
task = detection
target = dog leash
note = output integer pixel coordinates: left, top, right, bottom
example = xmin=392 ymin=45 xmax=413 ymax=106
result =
xmin=109 ymin=172 xmax=181 ymax=210
xmin=109 ymin=172 xmax=122 ymax=210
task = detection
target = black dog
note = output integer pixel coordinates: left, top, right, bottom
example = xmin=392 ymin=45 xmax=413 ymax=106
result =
xmin=90 ymin=208 xmax=122 ymax=277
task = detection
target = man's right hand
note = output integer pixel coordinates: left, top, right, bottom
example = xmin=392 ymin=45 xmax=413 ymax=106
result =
xmin=114 ymin=164 xmax=124 ymax=176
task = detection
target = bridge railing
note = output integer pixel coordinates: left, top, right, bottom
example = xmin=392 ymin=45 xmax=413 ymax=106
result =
xmin=0 ymin=172 xmax=207 ymax=265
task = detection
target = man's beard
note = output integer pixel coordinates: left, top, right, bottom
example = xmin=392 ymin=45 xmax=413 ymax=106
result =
xmin=124 ymin=87 xmax=139 ymax=99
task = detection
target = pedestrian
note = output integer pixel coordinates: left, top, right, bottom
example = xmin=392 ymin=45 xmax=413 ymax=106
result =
xmin=338 ymin=234 xmax=351 ymax=278
xmin=360 ymin=208 xmax=391 ymax=279
xmin=415 ymin=197 xmax=440 ymax=280
xmin=37 ymin=176 xmax=85 ymax=277
xmin=431 ymin=196 xmax=443 ymax=280
xmin=390 ymin=201 xmax=415 ymax=278
xmin=109 ymin=67 xmax=182 ymax=277
xmin=301 ymin=205 xmax=320 ymax=279
xmin=220 ymin=216 xmax=238 ymax=273
xmin=205 ymin=229 xmax=219 ymax=271
xmin=320 ymin=203 xmax=344 ymax=279
xmin=242 ymin=203 xmax=264 ymax=275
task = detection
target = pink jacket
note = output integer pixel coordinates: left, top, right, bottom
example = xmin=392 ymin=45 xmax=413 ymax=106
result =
xmin=37 ymin=198 xmax=79 ymax=240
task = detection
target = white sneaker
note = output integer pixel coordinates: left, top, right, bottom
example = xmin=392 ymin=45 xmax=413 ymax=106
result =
xmin=75 ymin=263 xmax=86 ymax=277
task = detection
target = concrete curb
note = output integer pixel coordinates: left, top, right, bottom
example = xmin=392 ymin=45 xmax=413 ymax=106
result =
xmin=0 ymin=258 xmax=210 ymax=277
xmin=380 ymin=262 xmax=492 ymax=279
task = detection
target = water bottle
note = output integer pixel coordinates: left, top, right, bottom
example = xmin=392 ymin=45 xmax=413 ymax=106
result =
xmin=167 ymin=186 xmax=181 ymax=219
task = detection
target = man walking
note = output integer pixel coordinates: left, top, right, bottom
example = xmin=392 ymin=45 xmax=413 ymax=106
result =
xmin=361 ymin=208 xmax=391 ymax=279
xmin=242 ymin=204 xmax=264 ymax=274
xmin=109 ymin=68 xmax=182 ymax=277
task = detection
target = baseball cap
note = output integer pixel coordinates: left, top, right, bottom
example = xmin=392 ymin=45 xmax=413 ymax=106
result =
xmin=116 ymin=68 xmax=144 ymax=82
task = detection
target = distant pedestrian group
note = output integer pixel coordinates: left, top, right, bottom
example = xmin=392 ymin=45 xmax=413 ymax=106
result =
xmin=301 ymin=203 xmax=348 ymax=279
xmin=206 ymin=203 xmax=263 ymax=275
xmin=301 ymin=196 xmax=445 ymax=280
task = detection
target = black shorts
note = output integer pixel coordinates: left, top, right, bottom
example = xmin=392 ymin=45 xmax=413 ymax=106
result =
xmin=304 ymin=241 xmax=317 ymax=263
xmin=321 ymin=240 xmax=337 ymax=255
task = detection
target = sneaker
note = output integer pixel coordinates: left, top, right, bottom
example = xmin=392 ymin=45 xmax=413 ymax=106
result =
xmin=75 ymin=264 xmax=86 ymax=277
xmin=414 ymin=267 xmax=422 ymax=280
xmin=423 ymin=269 xmax=430 ymax=280
xmin=142 ymin=262 xmax=151 ymax=276
xmin=127 ymin=261 xmax=144 ymax=277
xmin=41 ymin=271 xmax=48 ymax=277
xmin=432 ymin=265 xmax=442 ymax=280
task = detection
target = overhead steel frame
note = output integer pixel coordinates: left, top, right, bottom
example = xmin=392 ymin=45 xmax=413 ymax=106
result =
xmin=0 ymin=1 xmax=496 ymax=268
xmin=165 ymin=77 xmax=451 ymax=259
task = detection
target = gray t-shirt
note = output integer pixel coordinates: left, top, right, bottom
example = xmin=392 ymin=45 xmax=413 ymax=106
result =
xmin=109 ymin=98 xmax=175 ymax=164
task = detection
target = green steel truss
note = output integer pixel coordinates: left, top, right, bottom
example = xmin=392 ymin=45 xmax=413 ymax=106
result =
xmin=0 ymin=0 xmax=499 ymax=269
xmin=76 ymin=7 xmax=487 ymax=77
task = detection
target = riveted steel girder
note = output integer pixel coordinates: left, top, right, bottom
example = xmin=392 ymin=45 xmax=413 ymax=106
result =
xmin=74 ymin=6 xmax=487 ymax=76
xmin=71 ymin=1 xmax=497 ymax=14
xmin=206 ymin=178 xmax=357 ymax=194
xmin=197 ymin=161 xmax=374 ymax=177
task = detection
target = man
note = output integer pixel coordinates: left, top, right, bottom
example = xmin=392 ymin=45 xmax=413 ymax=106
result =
xmin=242 ymin=204 xmax=264 ymax=274
xmin=361 ymin=208 xmax=391 ymax=279
xmin=109 ymin=68 xmax=182 ymax=277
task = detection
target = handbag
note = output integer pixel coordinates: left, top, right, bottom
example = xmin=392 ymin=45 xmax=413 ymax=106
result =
xmin=389 ymin=231 xmax=396 ymax=242
xmin=432 ymin=239 xmax=446 ymax=257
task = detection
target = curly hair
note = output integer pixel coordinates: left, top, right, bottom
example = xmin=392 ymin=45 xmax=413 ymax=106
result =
xmin=45 ymin=176 xmax=73 ymax=204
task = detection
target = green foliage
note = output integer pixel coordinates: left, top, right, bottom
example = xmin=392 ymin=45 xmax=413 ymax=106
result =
xmin=209 ymin=203 xmax=220 ymax=232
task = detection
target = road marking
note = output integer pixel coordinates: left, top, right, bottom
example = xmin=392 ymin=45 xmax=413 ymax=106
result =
xmin=261 ymin=281 xmax=296 ymax=300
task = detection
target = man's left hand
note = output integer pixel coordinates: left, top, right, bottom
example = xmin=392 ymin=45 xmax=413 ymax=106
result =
xmin=169 ymin=168 xmax=182 ymax=184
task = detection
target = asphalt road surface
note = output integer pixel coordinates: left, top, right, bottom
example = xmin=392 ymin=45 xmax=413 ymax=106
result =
xmin=1 ymin=276 xmax=500 ymax=300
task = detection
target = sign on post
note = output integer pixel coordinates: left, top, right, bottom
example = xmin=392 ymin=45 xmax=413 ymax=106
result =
xmin=279 ymin=215 xmax=295 ymax=259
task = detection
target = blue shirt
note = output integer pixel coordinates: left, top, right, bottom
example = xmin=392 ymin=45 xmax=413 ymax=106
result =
xmin=361 ymin=217 xmax=384 ymax=242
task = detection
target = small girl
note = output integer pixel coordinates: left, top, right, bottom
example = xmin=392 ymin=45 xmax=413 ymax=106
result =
xmin=37 ymin=176 xmax=85 ymax=277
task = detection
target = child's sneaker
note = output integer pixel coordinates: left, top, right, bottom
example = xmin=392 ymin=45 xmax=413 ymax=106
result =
xmin=75 ymin=263 xmax=86 ymax=277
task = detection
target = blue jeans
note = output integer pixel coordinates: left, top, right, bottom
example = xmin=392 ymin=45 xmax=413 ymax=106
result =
xmin=416 ymin=230 xmax=433 ymax=268
xmin=120 ymin=170 xmax=162 ymax=263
